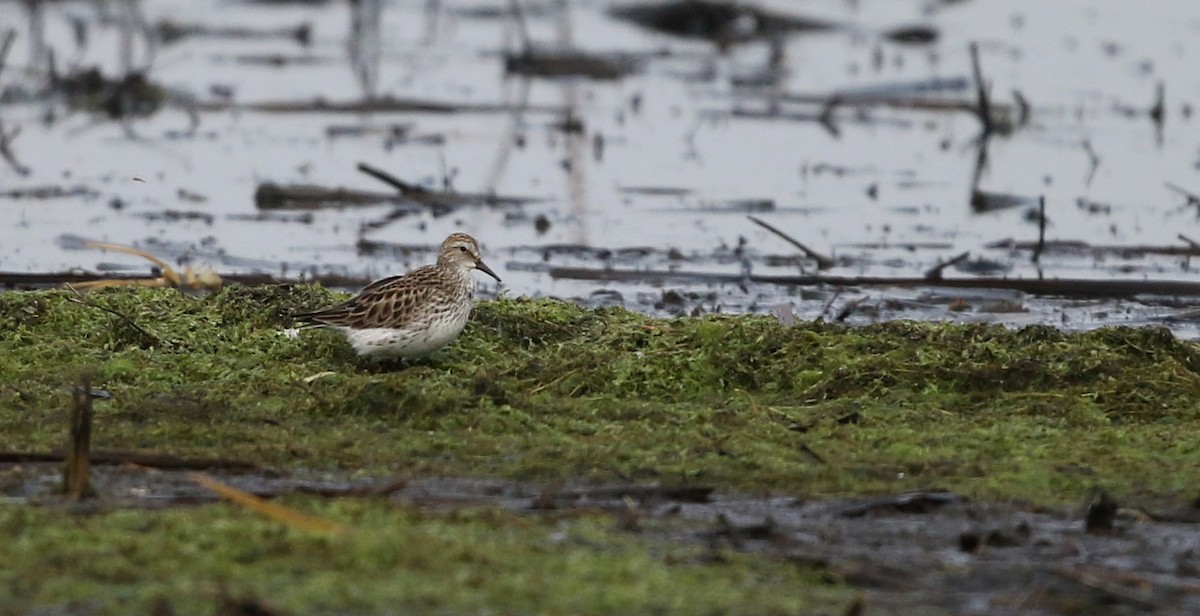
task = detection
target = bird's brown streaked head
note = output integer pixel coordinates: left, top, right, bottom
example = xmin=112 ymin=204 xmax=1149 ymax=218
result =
xmin=437 ymin=233 xmax=501 ymax=282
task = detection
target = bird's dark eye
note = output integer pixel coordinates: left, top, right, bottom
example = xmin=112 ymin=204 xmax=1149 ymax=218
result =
xmin=458 ymin=246 xmax=468 ymax=252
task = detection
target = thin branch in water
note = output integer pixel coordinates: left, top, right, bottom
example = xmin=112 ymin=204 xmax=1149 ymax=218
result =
xmin=746 ymin=215 xmax=834 ymax=269
xmin=969 ymin=42 xmax=992 ymax=137
xmin=356 ymin=161 xmax=425 ymax=196
xmin=923 ymin=251 xmax=969 ymax=281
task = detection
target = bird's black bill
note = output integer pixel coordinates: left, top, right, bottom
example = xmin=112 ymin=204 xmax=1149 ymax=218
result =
xmin=476 ymin=259 xmax=502 ymax=282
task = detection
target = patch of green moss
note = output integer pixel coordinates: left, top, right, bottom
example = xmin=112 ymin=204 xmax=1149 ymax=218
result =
xmin=0 ymin=499 xmax=852 ymax=615
xmin=1 ymin=286 xmax=1199 ymax=502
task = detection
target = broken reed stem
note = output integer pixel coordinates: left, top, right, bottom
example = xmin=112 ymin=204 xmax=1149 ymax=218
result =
xmin=746 ymin=215 xmax=834 ymax=269
xmin=63 ymin=375 xmax=95 ymax=500
xmin=968 ymin=42 xmax=993 ymax=136
xmin=1032 ymin=196 xmax=1047 ymax=264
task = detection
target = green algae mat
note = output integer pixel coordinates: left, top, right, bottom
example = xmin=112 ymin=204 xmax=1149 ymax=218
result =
xmin=2 ymin=286 xmax=1199 ymax=614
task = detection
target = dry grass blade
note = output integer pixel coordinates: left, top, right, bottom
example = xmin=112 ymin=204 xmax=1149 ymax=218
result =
xmin=71 ymin=240 xmax=222 ymax=292
xmin=188 ymin=472 xmax=351 ymax=536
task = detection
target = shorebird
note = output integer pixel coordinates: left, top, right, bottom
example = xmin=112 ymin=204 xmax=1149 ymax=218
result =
xmin=295 ymin=233 xmax=500 ymax=357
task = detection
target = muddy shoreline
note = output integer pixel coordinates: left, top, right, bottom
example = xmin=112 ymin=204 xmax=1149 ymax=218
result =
xmin=6 ymin=462 xmax=1200 ymax=615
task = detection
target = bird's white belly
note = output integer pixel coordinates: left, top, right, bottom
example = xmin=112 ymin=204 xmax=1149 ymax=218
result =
xmin=340 ymin=317 xmax=468 ymax=358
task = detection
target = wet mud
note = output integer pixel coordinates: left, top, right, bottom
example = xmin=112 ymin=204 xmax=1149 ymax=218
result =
xmin=4 ymin=462 xmax=1199 ymax=615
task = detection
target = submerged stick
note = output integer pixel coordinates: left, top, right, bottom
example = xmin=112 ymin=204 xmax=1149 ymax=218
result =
xmin=747 ymin=215 xmax=834 ymax=269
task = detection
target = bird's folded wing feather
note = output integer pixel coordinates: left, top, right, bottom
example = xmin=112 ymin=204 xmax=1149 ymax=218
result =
xmin=294 ymin=266 xmax=447 ymax=329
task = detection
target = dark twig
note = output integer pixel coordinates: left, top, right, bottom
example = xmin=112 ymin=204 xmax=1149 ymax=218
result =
xmin=356 ymin=162 xmax=426 ymax=196
xmin=923 ymin=251 xmax=969 ymax=281
xmin=64 ymin=283 xmax=162 ymax=346
xmin=63 ymin=373 xmax=96 ymax=500
xmin=1032 ymin=196 xmax=1047 ymax=264
xmin=968 ymin=42 xmax=992 ymax=136
xmin=1179 ymin=234 xmax=1200 ymax=249
xmin=747 ymin=215 xmax=834 ymax=269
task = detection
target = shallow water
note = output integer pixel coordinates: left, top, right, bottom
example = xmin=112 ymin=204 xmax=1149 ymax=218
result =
xmin=3 ymin=0 xmax=1200 ymax=334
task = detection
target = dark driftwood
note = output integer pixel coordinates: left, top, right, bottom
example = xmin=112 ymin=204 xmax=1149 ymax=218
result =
xmin=156 ymin=19 xmax=311 ymax=45
xmin=504 ymin=50 xmax=639 ymax=80
xmin=254 ymin=183 xmax=400 ymax=210
xmin=545 ymin=266 xmax=1200 ymax=299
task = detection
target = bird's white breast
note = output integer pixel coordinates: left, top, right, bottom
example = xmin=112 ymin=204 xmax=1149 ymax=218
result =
xmin=339 ymin=307 xmax=471 ymax=358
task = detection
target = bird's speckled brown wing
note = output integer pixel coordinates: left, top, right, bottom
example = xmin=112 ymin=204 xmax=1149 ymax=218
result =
xmin=294 ymin=265 xmax=464 ymax=329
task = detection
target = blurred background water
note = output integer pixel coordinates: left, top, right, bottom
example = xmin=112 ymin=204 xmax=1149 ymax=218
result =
xmin=2 ymin=0 xmax=1199 ymax=333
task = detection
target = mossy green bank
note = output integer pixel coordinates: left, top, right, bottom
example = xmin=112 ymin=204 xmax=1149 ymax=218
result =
xmin=3 ymin=285 xmax=1200 ymax=614
xmin=2 ymin=285 xmax=1199 ymax=501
